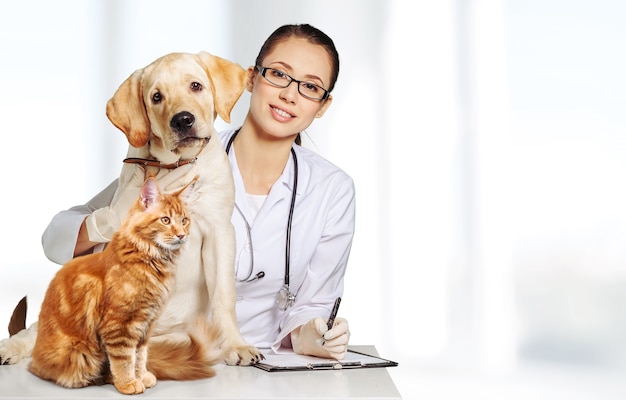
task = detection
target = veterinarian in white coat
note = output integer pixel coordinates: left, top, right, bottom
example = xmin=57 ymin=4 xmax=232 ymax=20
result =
xmin=224 ymin=128 xmax=354 ymax=353
xmin=42 ymin=24 xmax=355 ymax=360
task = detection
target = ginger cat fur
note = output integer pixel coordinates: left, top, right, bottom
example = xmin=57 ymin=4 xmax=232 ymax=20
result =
xmin=29 ymin=177 xmax=222 ymax=394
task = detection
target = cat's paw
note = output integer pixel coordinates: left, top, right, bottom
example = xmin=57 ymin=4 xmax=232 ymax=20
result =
xmin=224 ymin=344 xmax=264 ymax=366
xmin=114 ymin=378 xmax=145 ymax=395
xmin=141 ymin=371 xmax=157 ymax=388
xmin=0 ymin=325 xmax=36 ymax=365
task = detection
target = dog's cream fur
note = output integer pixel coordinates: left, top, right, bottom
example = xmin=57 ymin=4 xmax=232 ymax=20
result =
xmin=0 ymin=51 xmax=261 ymax=367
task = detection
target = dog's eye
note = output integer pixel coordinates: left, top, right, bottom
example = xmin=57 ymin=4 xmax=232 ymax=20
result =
xmin=190 ymin=82 xmax=202 ymax=92
xmin=152 ymin=92 xmax=162 ymax=104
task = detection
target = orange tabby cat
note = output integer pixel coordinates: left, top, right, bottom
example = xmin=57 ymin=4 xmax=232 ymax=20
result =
xmin=29 ymin=177 xmax=221 ymax=394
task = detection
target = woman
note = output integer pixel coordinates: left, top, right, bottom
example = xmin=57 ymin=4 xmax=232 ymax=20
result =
xmin=42 ymin=24 xmax=355 ymax=360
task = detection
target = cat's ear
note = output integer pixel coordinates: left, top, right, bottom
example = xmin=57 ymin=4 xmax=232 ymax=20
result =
xmin=176 ymin=176 xmax=199 ymax=204
xmin=140 ymin=177 xmax=162 ymax=209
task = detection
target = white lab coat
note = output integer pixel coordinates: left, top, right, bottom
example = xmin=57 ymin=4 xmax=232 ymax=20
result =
xmin=41 ymin=129 xmax=356 ymax=351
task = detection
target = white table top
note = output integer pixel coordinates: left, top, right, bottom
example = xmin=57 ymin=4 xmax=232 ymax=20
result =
xmin=0 ymin=345 xmax=401 ymax=399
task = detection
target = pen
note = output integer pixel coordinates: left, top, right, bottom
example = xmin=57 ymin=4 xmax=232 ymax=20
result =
xmin=326 ymin=297 xmax=342 ymax=330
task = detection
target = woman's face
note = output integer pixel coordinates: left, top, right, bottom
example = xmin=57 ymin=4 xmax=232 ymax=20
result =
xmin=246 ymin=37 xmax=334 ymax=141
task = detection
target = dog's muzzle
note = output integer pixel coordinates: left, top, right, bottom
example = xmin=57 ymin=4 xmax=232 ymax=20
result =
xmin=169 ymin=111 xmax=210 ymax=151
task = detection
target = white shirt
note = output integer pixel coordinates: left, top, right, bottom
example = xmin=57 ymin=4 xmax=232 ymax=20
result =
xmin=41 ymin=129 xmax=356 ymax=351
xmin=246 ymin=193 xmax=267 ymax=221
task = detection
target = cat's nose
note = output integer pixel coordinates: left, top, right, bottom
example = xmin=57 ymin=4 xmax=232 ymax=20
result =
xmin=177 ymin=234 xmax=186 ymax=240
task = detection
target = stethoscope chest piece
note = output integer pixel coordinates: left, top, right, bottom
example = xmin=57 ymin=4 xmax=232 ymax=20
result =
xmin=276 ymin=284 xmax=296 ymax=311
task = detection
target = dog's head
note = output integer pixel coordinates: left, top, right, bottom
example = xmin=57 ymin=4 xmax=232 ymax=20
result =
xmin=106 ymin=51 xmax=247 ymax=163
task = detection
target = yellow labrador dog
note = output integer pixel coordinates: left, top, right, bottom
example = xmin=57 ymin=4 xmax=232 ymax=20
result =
xmin=0 ymin=52 xmax=261 ymax=370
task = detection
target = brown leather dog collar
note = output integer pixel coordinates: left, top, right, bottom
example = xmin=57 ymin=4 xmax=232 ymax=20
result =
xmin=122 ymin=156 xmax=197 ymax=169
xmin=123 ymin=138 xmax=208 ymax=169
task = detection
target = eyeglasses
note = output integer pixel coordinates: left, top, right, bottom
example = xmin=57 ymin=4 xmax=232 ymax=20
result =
xmin=256 ymin=66 xmax=330 ymax=101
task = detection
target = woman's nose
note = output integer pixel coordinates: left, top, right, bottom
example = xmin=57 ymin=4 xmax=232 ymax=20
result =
xmin=280 ymin=81 xmax=299 ymax=103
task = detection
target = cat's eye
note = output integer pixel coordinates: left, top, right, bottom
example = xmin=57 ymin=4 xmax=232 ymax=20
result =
xmin=161 ymin=216 xmax=170 ymax=225
xmin=182 ymin=217 xmax=189 ymax=225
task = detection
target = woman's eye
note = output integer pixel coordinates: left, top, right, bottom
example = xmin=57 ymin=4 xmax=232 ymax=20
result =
xmin=303 ymin=83 xmax=320 ymax=93
xmin=161 ymin=216 xmax=170 ymax=224
xmin=271 ymin=69 xmax=287 ymax=79
xmin=190 ymin=82 xmax=202 ymax=91
xmin=152 ymin=92 xmax=162 ymax=103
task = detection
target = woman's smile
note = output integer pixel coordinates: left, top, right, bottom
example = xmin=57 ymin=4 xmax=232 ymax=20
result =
xmin=270 ymin=105 xmax=295 ymax=121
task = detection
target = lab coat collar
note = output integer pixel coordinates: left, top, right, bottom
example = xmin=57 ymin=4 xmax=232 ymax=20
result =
xmin=230 ymin=145 xmax=300 ymax=226
xmin=258 ymin=149 xmax=298 ymax=223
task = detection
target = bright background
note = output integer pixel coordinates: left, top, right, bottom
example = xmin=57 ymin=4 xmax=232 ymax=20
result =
xmin=1 ymin=1 xmax=625 ymax=398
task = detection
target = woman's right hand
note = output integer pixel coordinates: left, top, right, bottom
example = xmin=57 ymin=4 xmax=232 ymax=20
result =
xmin=291 ymin=317 xmax=350 ymax=360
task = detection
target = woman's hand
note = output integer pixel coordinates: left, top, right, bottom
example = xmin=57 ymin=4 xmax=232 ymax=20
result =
xmin=84 ymin=163 xmax=195 ymax=243
xmin=84 ymin=165 xmax=147 ymax=243
xmin=291 ymin=317 xmax=350 ymax=360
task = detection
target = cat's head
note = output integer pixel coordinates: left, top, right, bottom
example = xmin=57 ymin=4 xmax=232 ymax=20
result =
xmin=133 ymin=177 xmax=197 ymax=251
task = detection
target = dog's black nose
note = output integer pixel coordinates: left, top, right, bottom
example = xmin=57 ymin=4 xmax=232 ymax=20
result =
xmin=170 ymin=111 xmax=195 ymax=133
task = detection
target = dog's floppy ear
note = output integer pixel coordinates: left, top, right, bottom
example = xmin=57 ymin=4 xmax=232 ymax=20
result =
xmin=196 ymin=51 xmax=247 ymax=124
xmin=106 ymin=69 xmax=151 ymax=147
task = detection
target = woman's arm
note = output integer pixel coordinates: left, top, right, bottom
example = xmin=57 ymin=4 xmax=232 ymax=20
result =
xmin=42 ymin=163 xmax=195 ymax=264
xmin=274 ymin=172 xmax=356 ymax=355
xmin=73 ymin=218 xmax=99 ymax=258
xmin=41 ymin=179 xmax=119 ymax=264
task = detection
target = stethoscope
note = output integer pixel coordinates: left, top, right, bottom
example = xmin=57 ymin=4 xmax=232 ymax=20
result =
xmin=226 ymin=129 xmax=298 ymax=311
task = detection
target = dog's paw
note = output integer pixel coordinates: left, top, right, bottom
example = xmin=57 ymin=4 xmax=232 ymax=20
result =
xmin=0 ymin=336 xmax=29 ymax=365
xmin=224 ymin=344 xmax=264 ymax=366
xmin=0 ymin=323 xmax=37 ymax=365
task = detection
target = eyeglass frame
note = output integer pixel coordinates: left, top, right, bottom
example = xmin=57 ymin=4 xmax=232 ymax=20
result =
xmin=255 ymin=66 xmax=330 ymax=101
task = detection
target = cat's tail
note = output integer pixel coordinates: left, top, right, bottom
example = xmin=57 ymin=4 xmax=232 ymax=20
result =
xmin=147 ymin=318 xmax=223 ymax=380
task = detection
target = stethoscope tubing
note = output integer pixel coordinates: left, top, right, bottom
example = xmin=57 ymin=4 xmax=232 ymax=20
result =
xmin=226 ymin=130 xmax=298 ymax=294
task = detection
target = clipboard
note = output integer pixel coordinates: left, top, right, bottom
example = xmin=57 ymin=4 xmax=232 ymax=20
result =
xmin=253 ymin=348 xmax=398 ymax=372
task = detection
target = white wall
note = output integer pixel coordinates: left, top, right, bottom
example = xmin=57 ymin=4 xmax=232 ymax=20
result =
xmin=1 ymin=0 xmax=625 ymax=398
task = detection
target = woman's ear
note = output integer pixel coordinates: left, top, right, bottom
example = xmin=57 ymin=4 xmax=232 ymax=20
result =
xmin=315 ymin=95 xmax=333 ymax=118
xmin=245 ymin=66 xmax=256 ymax=93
